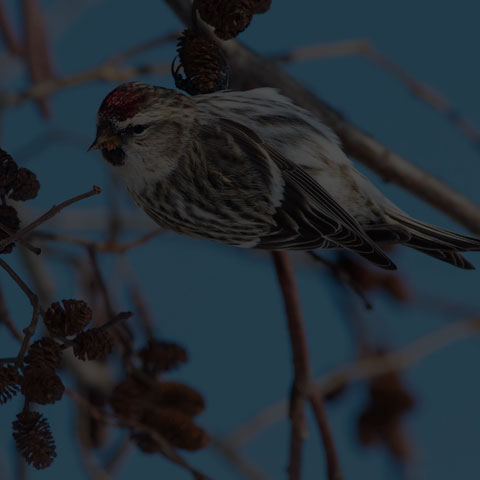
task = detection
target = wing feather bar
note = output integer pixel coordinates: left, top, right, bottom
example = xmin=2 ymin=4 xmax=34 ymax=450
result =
xmin=219 ymin=118 xmax=396 ymax=270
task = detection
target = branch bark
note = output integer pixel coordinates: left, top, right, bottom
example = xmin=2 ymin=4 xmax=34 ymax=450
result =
xmin=227 ymin=315 xmax=480 ymax=448
xmin=272 ymin=251 xmax=342 ymax=480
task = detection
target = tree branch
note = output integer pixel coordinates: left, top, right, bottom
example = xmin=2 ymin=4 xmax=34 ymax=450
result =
xmin=3 ymin=31 xmax=177 ymax=108
xmin=0 ymin=186 xmax=101 ymax=253
xmin=272 ymin=251 xmax=342 ymax=480
xmin=0 ymin=285 xmax=22 ymax=341
xmin=32 ymin=228 xmax=163 ymax=253
xmin=227 ymin=315 xmax=480 ymax=448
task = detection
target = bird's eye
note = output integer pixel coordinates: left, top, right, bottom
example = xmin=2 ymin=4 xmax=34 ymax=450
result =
xmin=133 ymin=125 xmax=146 ymax=135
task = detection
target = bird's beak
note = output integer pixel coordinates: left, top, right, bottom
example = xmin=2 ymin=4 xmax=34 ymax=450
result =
xmin=88 ymin=130 xmax=121 ymax=152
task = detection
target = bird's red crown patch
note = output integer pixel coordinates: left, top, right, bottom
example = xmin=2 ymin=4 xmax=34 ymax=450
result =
xmin=98 ymin=85 xmax=146 ymax=122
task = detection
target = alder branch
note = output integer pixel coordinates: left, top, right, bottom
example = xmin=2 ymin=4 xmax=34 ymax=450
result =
xmin=272 ymin=251 xmax=342 ymax=480
xmin=3 ymin=63 xmax=170 ymax=108
xmin=0 ymin=257 xmax=38 ymax=307
xmin=127 ymin=276 xmax=155 ymax=340
xmin=307 ymin=252 xmax=372 ymax=310
xmin=0 ymin=186 xmax=101 ymax=253
xmin=0 ymin=186 xmax=106 ymax=367
xmin=209 ymin=436 xmax=273 ymax=480
xmin=87 ymin=248 xmax=134 ymax=356
xmin=2 ymin=31 xmax=177 ymax=109
xmin=227 ymin=315 xmax=480 ymax=448
xmin=0 ymin=223 xmax=41 ymax=255
xmin=107 ymin=31 xmax=179 ymax=64
xmin=0 ymin=259 xmax=40 ymax=366
xmin=165 ymin=0 xmax=480 ymax=234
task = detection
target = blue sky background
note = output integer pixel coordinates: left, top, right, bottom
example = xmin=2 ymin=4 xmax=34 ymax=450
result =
xmin=1 ymin=1 xmax=480 ymax=479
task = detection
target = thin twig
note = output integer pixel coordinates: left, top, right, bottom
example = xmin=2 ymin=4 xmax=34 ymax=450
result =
xmin=0 ymin=186 xmax=101 ymax=252
xmin=32 ymin=228 xmax=163 ymax=253
xmin=272 ymin=251 xmax=342 ymax=480
xmin=308 ymin=252 xmax=372 ymax=310
xmin=59 ymin=312 xmax=133 ymax=353
xmin=4 ymin=63 xmax=170 ymax=108
xmin=0 ymin=223 xmax=41 ymax=255
xmin=3 ymin=29 xmax=177 ymax=108
xmin=0 ymin=286 xmax=22 ymax=341
xmin=128 ymin=277 xmax=155 ymax=340
xmin=99 ymin=311 xmax=133 ymax=331
xmin=87 ymin=247 xmax=115 ymax=318
xmin=209 ymin=436 xmax=273 ymax=480
xmin=0 ymin=257 xmax=37 ymax=307
xmin=15 ymin=297 xmax=39 ymax=366
xmin=87 ymin=248 xmax=134 ymax=355
xmin=227 ymin=316 xmax=480 ymax=448
xmin=104 ymin=435 xmax=132 ymax=475
xmin=272 ymin=252 xmax=307 ymax=480
xmin=107 ymin=31 xmax=179 ymax=65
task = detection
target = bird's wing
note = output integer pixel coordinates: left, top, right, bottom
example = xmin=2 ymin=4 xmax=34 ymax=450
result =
xmin=218 ymin=118 xmax=396 ymax=270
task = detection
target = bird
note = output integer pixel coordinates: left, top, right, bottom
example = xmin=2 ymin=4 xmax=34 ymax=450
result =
xmin=89 ymin=81 xmax=480 ymax=270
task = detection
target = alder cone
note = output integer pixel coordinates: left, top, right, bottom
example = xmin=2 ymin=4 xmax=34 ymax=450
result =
xmin=196 ymin=0 xmax=254 ymax=40
xmin=0 ymin=365 xmax=21 ymax=404
xmin=12 ymin=412 xmax=56 ymax=469
xmin=143 ymin=407 xmax=208 ymax=451
xmin=177 ymin=29 xmax=226 ymax=94
xmin=22 ymin=369 xmax=64 ymax=405
xmin=44 ymin=299 xmax=92 ymax=337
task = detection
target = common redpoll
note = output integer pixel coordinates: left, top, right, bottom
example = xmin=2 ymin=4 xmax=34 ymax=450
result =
xmin=89 ymin=82 xmax=480 ymax=270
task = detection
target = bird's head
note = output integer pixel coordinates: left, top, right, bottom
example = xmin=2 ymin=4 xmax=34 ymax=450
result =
xmin=89 ymin=82 xmax=194 ymax=168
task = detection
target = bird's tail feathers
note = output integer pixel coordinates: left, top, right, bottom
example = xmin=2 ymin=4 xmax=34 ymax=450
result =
xmin=386 ymin=210 xmax=480 ymax=269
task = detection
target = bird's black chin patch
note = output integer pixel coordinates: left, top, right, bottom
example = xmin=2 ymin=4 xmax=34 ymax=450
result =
xmin=101 ymin=147 xmax=125 ymax=166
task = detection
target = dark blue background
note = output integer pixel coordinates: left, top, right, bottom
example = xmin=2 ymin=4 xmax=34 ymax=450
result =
xmin=1 ymin=1 xmax=479 ymax=479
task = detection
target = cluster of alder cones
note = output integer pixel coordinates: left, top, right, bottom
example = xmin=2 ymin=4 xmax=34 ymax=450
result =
xmin=0 ymin=148 xmax=206 ymax=469
xmin=175 ymin=0 xmax=272 ymax=94
xmin=2 ymin=299 xmax=115 ymax=469
xmin=112 ymin=341 xmax=208 ymax=452
xmin=2 ymin=297 xmax=206 ymax=469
